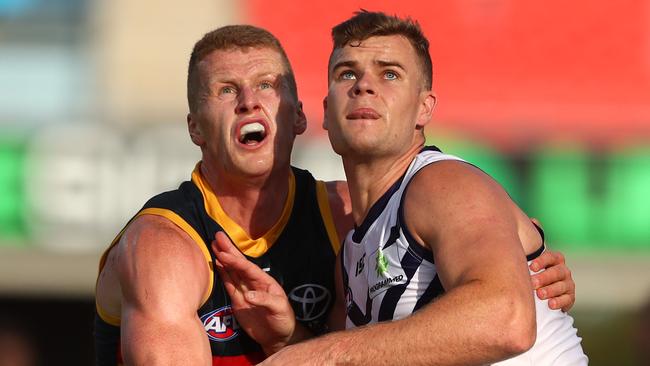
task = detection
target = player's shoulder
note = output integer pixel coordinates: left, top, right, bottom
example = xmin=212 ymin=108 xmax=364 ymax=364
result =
xmin=116 ymin=214 xmax=210 ymax=314
xmin=408 ymin=159 xmax=469 ymax=190
xmin=403 ymin=158 xmax=520 ymax=251
xmin=126 ymin=213 xmax=186 ymax=239
xmin=143 ymin=181 xmax=200 ymax=211
xmin=404 ymin=159 xmax=512 ymax=224
xmin=117 ymin=214 xmax=205 ymax=266
xmin=410 ymin=159 xmax=501 ymax=196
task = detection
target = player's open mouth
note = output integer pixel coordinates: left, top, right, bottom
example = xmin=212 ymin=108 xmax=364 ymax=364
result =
xmin=237 ymin=121 xmax=268 ymax=145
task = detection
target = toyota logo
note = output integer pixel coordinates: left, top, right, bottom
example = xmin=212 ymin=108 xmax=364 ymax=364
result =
xmin=288 ymin=284 xmax=331 ymax=321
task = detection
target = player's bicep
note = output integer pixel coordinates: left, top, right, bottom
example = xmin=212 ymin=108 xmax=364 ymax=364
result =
xmin=117 ymin=215 xmax=212 ymax=363
xmin=117 ymin=215 xmax=210 ymax=319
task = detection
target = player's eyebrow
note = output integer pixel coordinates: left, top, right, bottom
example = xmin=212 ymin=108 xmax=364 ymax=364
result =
xmin=331 ymin=59 xmax=407 ymax=73
xmin=375 ymin=60 xmax=406 ymax=71
xmin=331 ymin=60 xmax=357 ymax=73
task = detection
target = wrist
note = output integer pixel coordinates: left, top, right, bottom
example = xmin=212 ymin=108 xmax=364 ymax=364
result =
xmin=262 ymin=324 xmax=301 ymax=356
xmin=262 ymin=331 xmax=293 ymax=356
xmin=262 ymin=342 xmax=287 ymax=356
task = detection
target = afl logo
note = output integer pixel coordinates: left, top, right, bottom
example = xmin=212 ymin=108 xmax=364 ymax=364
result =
xmin=201 ymin=306 xmax=240 ymax=342
xmin=288 ymin=284 xmax=331 ymax=321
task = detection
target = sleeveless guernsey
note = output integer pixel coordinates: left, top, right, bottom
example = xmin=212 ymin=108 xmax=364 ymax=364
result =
xmin=95 ymin=164 xmax=340 ymax=366
xmin=342 ymin=147 xmax=587 ymax=365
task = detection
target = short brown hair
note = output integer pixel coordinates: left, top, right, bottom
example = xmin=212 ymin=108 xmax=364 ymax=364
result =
xmin=330 ymin=10 xmax=432 ymax=90
xmin=187 ymin=25 xmax=297 ymax=112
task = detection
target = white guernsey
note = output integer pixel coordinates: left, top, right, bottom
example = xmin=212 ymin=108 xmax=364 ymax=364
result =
xmin=342 ymin=148 xmax=588 ymax=365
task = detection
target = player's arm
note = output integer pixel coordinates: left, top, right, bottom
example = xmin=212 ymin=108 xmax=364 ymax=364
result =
xmin=400 ymin=161 xmax=537 ymax=363
xmin=320 ymin=180 xmax=576 ymax=328
xmin=259 ymin=161 xmax=536 ymax=365
xmin=118 ymin=215 xmax=211 ymax=365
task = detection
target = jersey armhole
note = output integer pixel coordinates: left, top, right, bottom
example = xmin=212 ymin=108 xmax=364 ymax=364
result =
xmin=95 ymin=220 xmax=134 ymax=326
xmin=96 ymin=208 xmax=215 ymax=324
xmin=316 ymin=180 xmax=341 ymax=254
xmin=96 ymin=303 xmax=121 ymax=326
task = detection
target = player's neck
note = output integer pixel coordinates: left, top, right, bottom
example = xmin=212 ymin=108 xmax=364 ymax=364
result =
xmin=343 ymin=145 xmax=421 ymax=226
xmin=200 ymin=163 xmax=292 ymax=238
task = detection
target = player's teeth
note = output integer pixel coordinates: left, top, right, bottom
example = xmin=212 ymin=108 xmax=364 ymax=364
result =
xmin=240 ymin=122 xmax=265 ymax=136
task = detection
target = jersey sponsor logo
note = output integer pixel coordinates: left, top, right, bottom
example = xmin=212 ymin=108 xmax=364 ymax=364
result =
xmin=369 ymin=274 xmax=405 ymax=298
xmin=355 ymin=253 xmax=365 ymax=276
xmin=201 ymin=306 xmax=240 ymax=342
xmin=375 ymin=250 xmax=389 ymax=277
xmin=288 ymin=284 xmax=331 ymax=321
xmin=367 ymin=245 xmax=408 ymax=298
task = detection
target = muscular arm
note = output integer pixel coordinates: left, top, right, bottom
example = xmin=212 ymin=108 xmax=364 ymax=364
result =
xmin=118 ymin=215 xmax=211 ymax=365
xmin=261 ymin=161 xmax=536 ymax=365
xmin=324 ymin=179 xmax=577 ymax=314
xmin=397 ymin=161 xmax=536 ymax=363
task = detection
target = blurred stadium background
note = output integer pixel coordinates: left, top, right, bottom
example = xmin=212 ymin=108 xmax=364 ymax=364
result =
xmin=1 ymin=0 xmax=649 ymax=364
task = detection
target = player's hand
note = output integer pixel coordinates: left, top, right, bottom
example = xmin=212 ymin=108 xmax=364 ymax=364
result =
xmin=529 ymin=249 xmax=575 ymax=312
xmin=211 ymin=231 xmax=296 ymax=354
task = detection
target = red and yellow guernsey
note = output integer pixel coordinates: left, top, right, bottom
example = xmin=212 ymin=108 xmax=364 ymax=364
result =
xmin=95 ymin=164 xmax=341 ymax=365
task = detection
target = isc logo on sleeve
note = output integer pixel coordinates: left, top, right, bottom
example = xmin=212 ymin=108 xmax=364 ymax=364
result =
xmin=201 ymin=306 xmax=240 ymax=342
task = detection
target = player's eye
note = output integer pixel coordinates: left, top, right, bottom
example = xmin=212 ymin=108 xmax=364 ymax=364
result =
xmin=220 ymin=86 xmax=237 ymax=95
xmin=260 ymin=81 xmax=273 ymax=90
xmin=384 ymin=71 xmax=398 ymax=80
xmin=340 ymin=70 xmax=356 ymax=80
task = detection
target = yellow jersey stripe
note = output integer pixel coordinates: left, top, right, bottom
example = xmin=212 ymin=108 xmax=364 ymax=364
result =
xmin=96 ymin=302 xmax=121 ymax=326
xmin=191 ymin=164 xmax=296 ymax=258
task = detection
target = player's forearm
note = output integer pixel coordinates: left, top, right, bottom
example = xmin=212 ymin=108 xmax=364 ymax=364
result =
xmin=318 ymin=280 xmax=535 ymax=365
xmin=263 ymin=322 xmax=314 ymax=355
xmin=122 ymin=314 xmax=211 ymax=365
xmin=264 ymin=293 xmax=346 ymax=355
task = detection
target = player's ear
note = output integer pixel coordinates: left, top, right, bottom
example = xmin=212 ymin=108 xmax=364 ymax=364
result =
xmin=415 ymin=92 xmax=436 ymax=128
xmin=294 ymin=101 xmax=307 ymax=135
xmin=322 ymin=97 xmax=329 ymax=130
xmin=187 ymin=113 xmax=205 ymax=146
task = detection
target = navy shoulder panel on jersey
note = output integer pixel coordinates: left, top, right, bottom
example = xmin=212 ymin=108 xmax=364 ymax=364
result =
xmin=141 ymin=181 xmax=205 ymax=231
